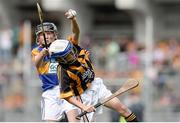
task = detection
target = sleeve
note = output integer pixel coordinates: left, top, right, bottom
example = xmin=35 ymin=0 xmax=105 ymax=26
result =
xmin=60 ymin=68 xmax=75 ymax=99
xmin=67 ymin=34 xmax=78 ymax=45
xmin=31 ymin=49 xmax=39 ymax=62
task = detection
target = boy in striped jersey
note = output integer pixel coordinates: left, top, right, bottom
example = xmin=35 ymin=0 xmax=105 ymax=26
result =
xmin=49 ymin=38 xmax=139 ymax=122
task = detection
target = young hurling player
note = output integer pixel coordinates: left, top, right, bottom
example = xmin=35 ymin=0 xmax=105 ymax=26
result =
xmin=31 ymin=9 xmax=80 ymax=122
xmin=48 ymin=39 xmax=139 ymax=122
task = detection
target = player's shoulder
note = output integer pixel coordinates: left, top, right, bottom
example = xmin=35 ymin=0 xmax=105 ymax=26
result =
xmin=31 ymin=46 xmax=41 ymax=54
xmin=31 ymin=46 xmax=38 ymax=52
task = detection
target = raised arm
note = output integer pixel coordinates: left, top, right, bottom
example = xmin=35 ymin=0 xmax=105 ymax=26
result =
xmin=65 ymin=9 xmax=80 ymax=45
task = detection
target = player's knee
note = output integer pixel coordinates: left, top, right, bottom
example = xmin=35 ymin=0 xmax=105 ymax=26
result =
xmin=66 ymin=109 xmax=79 ymax=122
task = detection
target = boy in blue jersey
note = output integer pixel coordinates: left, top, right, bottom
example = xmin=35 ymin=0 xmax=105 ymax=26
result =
xmin=31 ymin=9 xmax=79 ymax=122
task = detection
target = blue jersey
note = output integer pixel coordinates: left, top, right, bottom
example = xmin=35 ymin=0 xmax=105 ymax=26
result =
xmin=31 ymin=46 xmax=59 ymax=92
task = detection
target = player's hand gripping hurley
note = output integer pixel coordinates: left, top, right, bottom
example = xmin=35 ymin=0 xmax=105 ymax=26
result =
xmin=76 ymin=79 xmax=139 ymax=120
xmin=37 ymin=3 xmax=48 ymax=49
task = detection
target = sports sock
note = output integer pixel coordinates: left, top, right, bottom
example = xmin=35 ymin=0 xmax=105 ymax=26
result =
xmin=125 ymin=112 xmax=138 ymax=122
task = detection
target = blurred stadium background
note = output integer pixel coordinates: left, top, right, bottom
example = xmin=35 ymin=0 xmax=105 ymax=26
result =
xmin=0 ymin=0 xmax=180 ymax=122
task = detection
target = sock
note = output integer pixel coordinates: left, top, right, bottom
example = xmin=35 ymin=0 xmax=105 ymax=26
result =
xmin=125 ymin=112 xmax=138 ymax=122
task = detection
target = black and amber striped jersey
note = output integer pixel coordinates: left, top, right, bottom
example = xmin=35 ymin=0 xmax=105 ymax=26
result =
xmin=58 ymin=44 xmax=95 ymax=99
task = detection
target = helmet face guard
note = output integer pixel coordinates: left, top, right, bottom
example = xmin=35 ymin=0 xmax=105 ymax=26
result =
xmin=49 ymin=39 xmax=77 ymax=64
xmin=55 ymin=48 xmax=77 ymax=64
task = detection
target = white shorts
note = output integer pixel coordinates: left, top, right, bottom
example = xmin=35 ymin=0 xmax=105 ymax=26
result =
xmin=79 ymin=77 xmax=112 ymax=121
xmin=41 ymin=86 xmax=76 ymax=121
